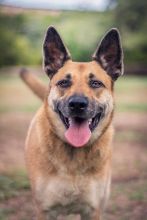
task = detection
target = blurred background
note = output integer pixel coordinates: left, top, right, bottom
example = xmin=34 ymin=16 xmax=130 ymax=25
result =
xmin=0 ymin=0 xmax=147 ymax=219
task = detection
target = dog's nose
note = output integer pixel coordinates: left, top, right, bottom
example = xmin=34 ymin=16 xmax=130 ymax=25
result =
xmin=68 ymin=96 xmax=88 ymax=112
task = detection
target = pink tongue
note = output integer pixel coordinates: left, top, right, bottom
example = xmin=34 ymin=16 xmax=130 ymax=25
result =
xmin=65 ymin=120 xmax=91 ymax=147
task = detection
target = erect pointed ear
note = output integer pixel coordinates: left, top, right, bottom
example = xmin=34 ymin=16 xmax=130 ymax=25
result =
xmin=92 ymin=28 xmax=124 ymax=81
xmin=43 ymin=26 xmax=71 ymax=78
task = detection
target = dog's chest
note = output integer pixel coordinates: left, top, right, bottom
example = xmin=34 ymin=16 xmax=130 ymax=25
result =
xmin=36 ymin=173 xmax=110 ymax=214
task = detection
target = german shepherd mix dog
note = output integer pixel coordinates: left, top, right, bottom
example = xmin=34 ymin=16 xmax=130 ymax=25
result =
xmin=21 ymin=26 xmax=123 ymax=220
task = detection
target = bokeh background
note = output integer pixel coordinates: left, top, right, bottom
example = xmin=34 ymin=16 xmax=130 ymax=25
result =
xmin=0 ymin=0 xmax=147 ymax=219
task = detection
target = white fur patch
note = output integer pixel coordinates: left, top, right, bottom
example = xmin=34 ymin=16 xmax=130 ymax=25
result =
xmin=90 ymin=90 xmax=114 ymax=143
xmin=100 ymin=55 xmax=108 ymax=68
xmin=48 ymin=87 xmax=59 ymax=109
xmin=98 ymin=90 xmax=114 ymax=115
xmin=35 ymin=174 xmax=110 ymax=215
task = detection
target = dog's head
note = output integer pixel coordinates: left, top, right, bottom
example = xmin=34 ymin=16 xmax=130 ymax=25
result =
xmin=43 ymin=27 xmax=123 ymax=147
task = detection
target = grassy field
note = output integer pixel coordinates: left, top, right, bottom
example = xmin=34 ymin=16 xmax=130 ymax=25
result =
xmin=0 ymin=67 xmax=147 ymax=220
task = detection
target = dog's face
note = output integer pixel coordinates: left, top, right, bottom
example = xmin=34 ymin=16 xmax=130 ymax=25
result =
xmin=43 ymin=27 xmax=123 ymax=147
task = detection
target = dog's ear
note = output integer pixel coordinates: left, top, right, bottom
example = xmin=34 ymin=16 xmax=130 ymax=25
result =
xmin=92 ymin=28 xmax=123 ymax=81
xmin=43 ymin=26 xmax=71 ymax=78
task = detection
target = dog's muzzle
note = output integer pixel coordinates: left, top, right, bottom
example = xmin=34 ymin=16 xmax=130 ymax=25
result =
xmin=55 ymin=95 xmax=105 ymax=147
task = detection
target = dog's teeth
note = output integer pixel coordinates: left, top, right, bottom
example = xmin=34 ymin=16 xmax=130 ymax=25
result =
xmin=88 ymin=119 xmax=92 ymax=125
xmin=69 ymin=118 xmax=72 ymax=124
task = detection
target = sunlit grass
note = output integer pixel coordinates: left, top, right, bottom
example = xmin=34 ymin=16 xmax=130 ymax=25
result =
xmin=115 ymin=76 xmax=147 ymax=92
xmin=116 ymin=103 xmax=147 ymax=112
xmin=115 ymin=130 xmax=147 ymax=143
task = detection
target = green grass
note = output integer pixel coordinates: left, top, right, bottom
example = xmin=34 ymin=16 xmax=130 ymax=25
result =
xmin=111 ymin=179 xmax=147 ymax=202
xmin=129 ymin=190 xmax=146 ymax=202
xmin=115 ymin=76 xmax=147 ymax=112
xmin=0 ymin=171 xmax=30 ymax=201
xmin=109 ymin=179 xmax=147 ymax=218
xmin=0 ymin=208 xmax=16 ymax=220
xmin=115 ymin=76 xmax=147 ymax=92
xmin=115 ymin=130 xmax=147 ymax=143
xmin=0 ymin=104 xmax=40 ymax=113
xmin=105 ymin=177 xmax=147 ymax=220
xmin=116 ymin=103 xmax=147 ymax=112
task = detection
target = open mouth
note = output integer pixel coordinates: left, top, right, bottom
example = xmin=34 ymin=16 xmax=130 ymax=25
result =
xmin=58 ymin=110 xmax=102 ymax=147
xmin=58 ymin=111 xmax=102 ymax=131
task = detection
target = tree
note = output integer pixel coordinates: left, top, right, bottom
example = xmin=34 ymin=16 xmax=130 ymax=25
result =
xmin=108 ymin=0 xmax=147 ymax=31
xmin=107 ymin=0 xmax=147 ymax=65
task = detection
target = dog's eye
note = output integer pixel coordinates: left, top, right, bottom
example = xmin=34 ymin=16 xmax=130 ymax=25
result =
xmin=57 ymin=79 xmax=72 ymax=88
xmin=89 ymin=80 xmax=104 ymax=89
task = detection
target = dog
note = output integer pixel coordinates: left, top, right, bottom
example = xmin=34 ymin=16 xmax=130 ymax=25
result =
xmin=20 ymin=26 xmax=123 ymax=220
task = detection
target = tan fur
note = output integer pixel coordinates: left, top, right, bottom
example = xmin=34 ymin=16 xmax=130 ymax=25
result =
xmin=23 ymin=60 xmax=115 ymax=220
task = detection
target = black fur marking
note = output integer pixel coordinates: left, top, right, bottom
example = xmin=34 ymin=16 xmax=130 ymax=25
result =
xmin=56 ymin=78 xmax=72 ymax=88
xmin=65 ymin=74 xmax=71 ymax=79
xmin=89 ymin=73 xmax=95 ymax=79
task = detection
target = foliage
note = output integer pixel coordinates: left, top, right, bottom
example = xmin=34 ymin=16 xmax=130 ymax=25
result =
xmin=108 ymin=0 xmax=147 ymax=64
xmin=0 ymin=3 xmax=147 ymax=67
xmin=0 ymin=9 xmax=112 ymax=67
xmin=0 ymin=12 xmax=38 ymax=66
